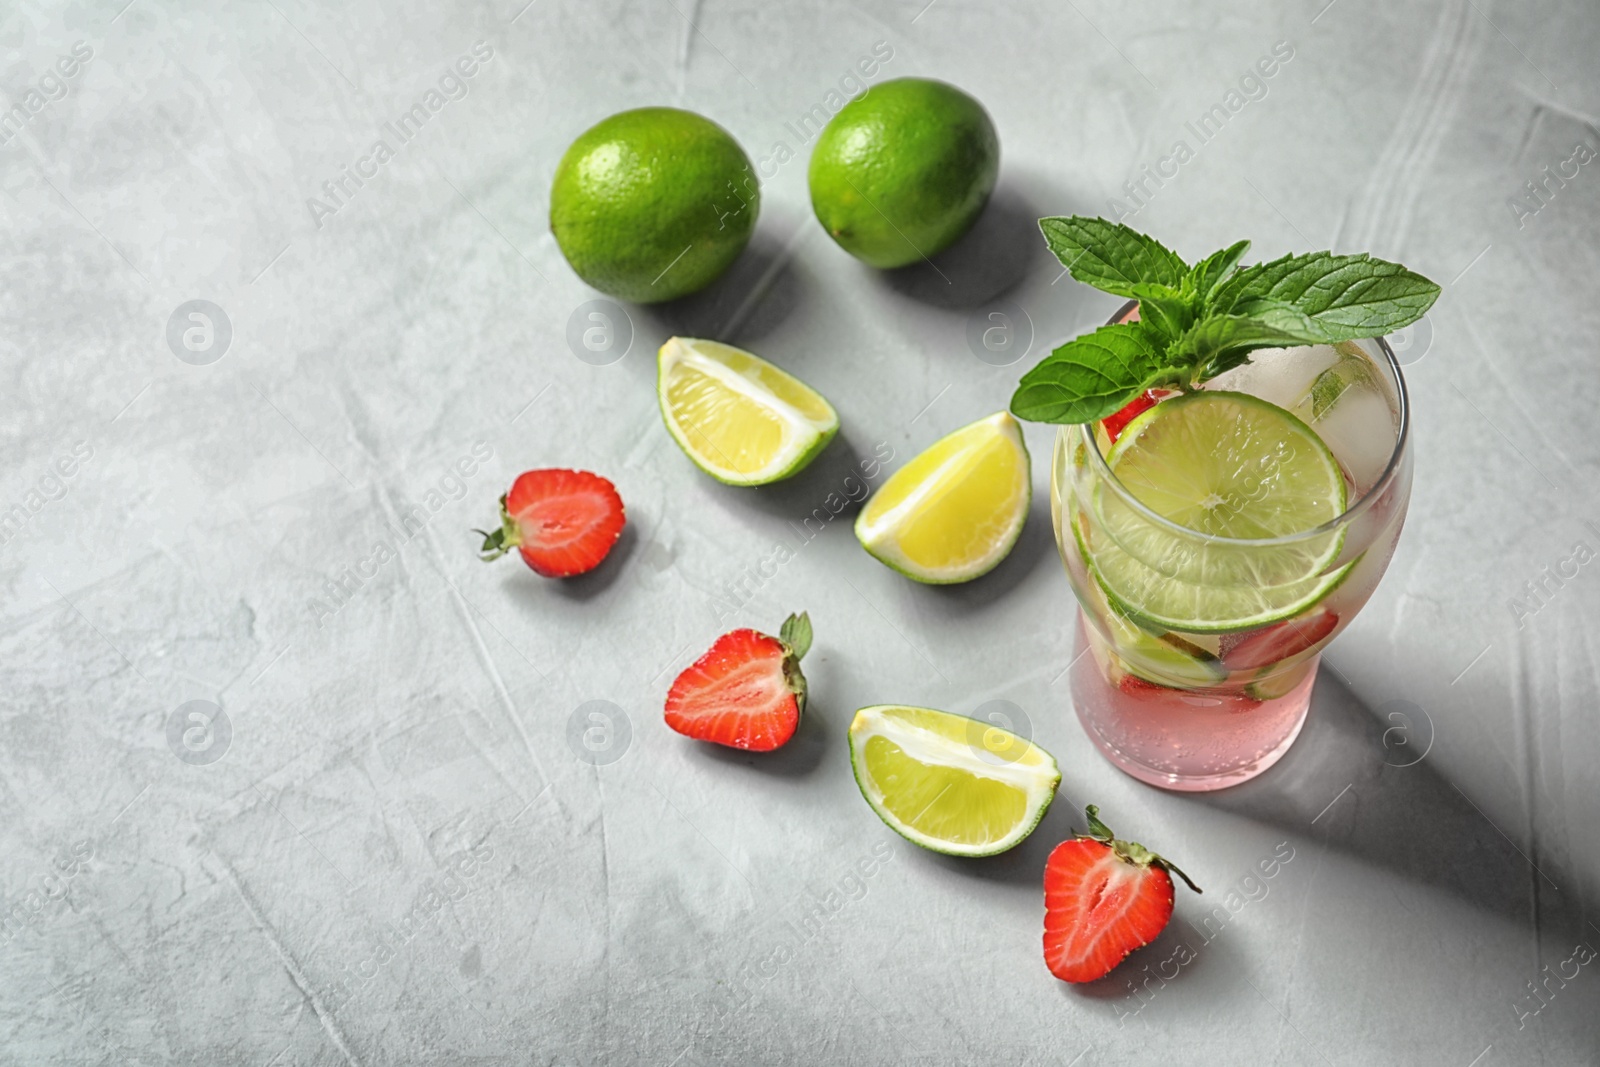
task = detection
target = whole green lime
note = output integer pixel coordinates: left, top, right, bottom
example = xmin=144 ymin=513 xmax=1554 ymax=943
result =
xmin=550 ymin=108 xmax=758 ymax=303
xmin=808 ymin=79 xmax=999 ymax=269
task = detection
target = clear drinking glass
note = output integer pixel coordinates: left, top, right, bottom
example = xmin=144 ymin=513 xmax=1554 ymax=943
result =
xmin=1052 ymin=302 xmax=1412 ymax=791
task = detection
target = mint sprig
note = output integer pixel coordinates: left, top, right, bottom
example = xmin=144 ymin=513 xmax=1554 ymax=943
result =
xmin=1011 ymin=218 xmax=1441 ymax=425
xmin=1039 ymin=216 xmax=1188 ymax=296
xmin=1012 ymin=325 xmax=1169 ymax=425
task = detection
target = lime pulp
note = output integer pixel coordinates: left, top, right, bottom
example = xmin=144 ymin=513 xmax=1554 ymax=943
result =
xmin=1081 ymin=391 xmax=1352 ymax=634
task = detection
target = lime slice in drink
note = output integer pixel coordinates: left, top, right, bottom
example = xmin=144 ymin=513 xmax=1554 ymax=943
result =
xmin=855 ymin=411 xmax=1030 ymax=584
xmin=1071 ymin=524 xmax=1228 ymax=687
xmin=657 ymin=337 xmax=838 ymax=486
xmin=1245 ymin=659 xmax=1317 ymax=702
xmin=1105 ymin=609 xmax=1228 ymax=687
xmin=848 ymin=704 xmax=1060 ymax=857
xmin=1083 ymin=391 xmax=1351 ymax=634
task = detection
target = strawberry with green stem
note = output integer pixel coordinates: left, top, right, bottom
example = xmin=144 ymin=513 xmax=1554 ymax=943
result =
xmin=665 ymin=613 xmax=812 ymax=751
xmin=1043 ymin=805 xmax=1201 ymax=983
xmin=476 ymin=469 xmax=625 ymax=578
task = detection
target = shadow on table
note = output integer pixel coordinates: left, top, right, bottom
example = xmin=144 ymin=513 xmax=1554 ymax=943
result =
xmin=682 ymin=427 xmax=878 ymax=528
xmin=551 ymin=522 xmax=639 ymax=600
xmin=1189 ymin=667 xmax=1584 ymax=935
xmin=627 ymin=226 xmax=809 ymax=355
xmin=912 ymin=663 xmax=1594 ymax=1004
xmin=870 ymin=179 xmax=1043 ymax=310
xmin=682 ymin=694 xmax=831 ymax=781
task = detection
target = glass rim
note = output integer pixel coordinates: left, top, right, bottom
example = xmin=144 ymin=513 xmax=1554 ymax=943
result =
xmin=1068 ymin=298 xmax=1411 ymax=548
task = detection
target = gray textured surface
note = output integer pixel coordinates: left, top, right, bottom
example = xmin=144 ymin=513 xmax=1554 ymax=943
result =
xmin=2 ymin=0 xmax=1598 ymax=1064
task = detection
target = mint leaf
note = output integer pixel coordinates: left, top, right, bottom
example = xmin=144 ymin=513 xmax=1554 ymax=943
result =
xmin=1177 ymin=303 xmax=1343 ymax=354
xmin=1011 ymin=219 xmax=1442 ymax=426
xmin=1010 ymin=324 xmax=1173 ymax=424
xmin=1223 ymin=298 xmax=1344 ymax=343
xmin=1122 ymin=283 xmax=1191 ymax=349
xmin=1040 ymin=217 xmax=1188 ymax=298
xmin=1167 ymin=310 xmax=1330 ymax=380
xmin=1198 ymin=348 xmax=1256 ymax=381
xmin=1186 ymin=240 xmax=1251 ymax=304
xmin=1211 ymin=251 xmax=1440 ymax=338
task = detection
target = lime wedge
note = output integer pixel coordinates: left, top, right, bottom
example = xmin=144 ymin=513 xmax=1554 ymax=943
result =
xmin=1083 ymin=391 xmax=1350 ymax=634
xmin=657 ymin=337 xmax=838 ymax=486
xmin=848 ymin=704 xmax=1060 ymax=857
xmin=855 ymin=411 xmax=1030 ymax=584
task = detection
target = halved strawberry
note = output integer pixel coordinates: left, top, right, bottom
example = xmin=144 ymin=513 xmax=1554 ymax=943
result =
xmin=1219 ymin=607 xmax=1339 ymax=671
xmin=476 ymin=469 xmax=625 ymax=577
xmin=664 ymin=613 xmax=812 ymax=751
xmin=1099 ymin=389 xmax=1172 ymax=444
xmin=1044 ymin=805 xmax=1201 ymax=983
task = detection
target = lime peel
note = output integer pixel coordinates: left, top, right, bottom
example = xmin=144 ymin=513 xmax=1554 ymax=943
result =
xmin=657 ymin=337 xmax=838 ymax=486
xmin=550 ymin=107 xmax=757 ymax=303
xmin=848 ymin=704 xmax=1060 ymax=857
xmin=1081 ymin=390 xmax=1351 ymax=633
xmin=855 ymin=411 xmax=1031 ymax=584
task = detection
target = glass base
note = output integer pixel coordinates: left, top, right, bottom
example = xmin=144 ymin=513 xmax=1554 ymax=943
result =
xmin=1068 ymin=614 xmax=1316 ymax=792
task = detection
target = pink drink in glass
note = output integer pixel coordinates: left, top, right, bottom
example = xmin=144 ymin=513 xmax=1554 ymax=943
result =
xmin=1052 ymin=304 xmax=1412 ymax=791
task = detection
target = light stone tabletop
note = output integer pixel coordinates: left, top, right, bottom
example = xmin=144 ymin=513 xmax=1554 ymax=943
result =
xmin=2 ymin=0 xmax=1598 ymax=1064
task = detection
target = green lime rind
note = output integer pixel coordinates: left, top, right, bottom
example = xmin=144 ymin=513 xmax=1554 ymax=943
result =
xmin=854 ymin=414 xmax=1031 ymax=585
xmin=656 ymin=340 xmax=839 ymax=487
xmin=551 ymin=107 xmax=758 ymax=303
xmin=1079 ymin=390 xmax=1351 ymax=633
xmin=1067 ymin=512 xmax=1232 ymax=683
xmin=847 ymin=704 xmax=1060 ymax=858
xmin=1088 ymin=546 xmax=1357 ymax=636
xmin=857 ymin=534 xmax=1021 ymax=585
xmin=1115 ymin=619 xmax=1229 ymax=687
xmin=808 ymin=78 xmax=999 ymax=269
xmin=1245 ymin=660 xmax=1317 ymax=702
xmin=854 ymin=452 xmax=1031 ymax=586
xmin=663 ymin=416 xmax=838 ymax=489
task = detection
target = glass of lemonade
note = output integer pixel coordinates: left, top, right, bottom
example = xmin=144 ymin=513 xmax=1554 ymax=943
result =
xmin=1052 ymin=301 xmax=1412 ymax=791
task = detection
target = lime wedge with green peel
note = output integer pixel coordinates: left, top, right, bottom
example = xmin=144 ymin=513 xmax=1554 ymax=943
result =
xmin=657 ymin=337 xmax=838 ymax=486
xmin=848 ymin=704 xmax=1060 ymax=857
xmin=855 ymin=411 xmax=1030 ymax=583
xmin=1082 ymin=391 xmax=1351 ymax=633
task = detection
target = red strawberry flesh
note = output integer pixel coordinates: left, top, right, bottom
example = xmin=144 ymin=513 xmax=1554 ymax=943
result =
xmin=1220 ymin=607 xmax=1339 ymax=671
xmin=1044 ymin=839 xmax=1175 ymax=983
xmin=665 ymin=627 xmax=804 ymax=751
xmin=1043 ymin=806 xmax=1199 ymax=984
xmin=500 ymin=469 xmax=625 ymax=578
xmin=1099 ymin=389 xmax=1170 ymax=444
xmin=1116 ymin=672 xmax=1175 ymax=699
